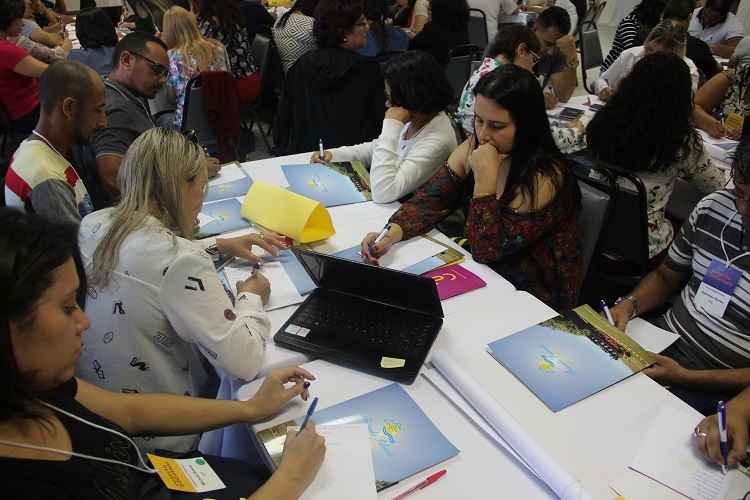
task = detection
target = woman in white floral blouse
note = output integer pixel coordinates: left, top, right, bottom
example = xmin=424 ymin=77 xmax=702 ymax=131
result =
xmin=587 ymin=52 xmax=728 ymax=261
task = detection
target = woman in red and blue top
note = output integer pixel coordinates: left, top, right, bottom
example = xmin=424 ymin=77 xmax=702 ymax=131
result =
xmin=361 ymin=65 xmax=584 ymax=310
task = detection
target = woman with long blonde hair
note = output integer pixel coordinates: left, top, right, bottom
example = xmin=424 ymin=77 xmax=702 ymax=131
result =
xmin=162 ymin=6 xmax=230 ymax=128
xmin=77 ymin=128 xmax=286 ymax=454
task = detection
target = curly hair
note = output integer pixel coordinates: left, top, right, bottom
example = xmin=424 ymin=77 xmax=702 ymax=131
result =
xmin=586 ymin=52 xmax=700 ymax=173
xmin=313 ymin=0 xmax=363 ymax=49
xmin=732 ymin=136 xmax=750 ymax=183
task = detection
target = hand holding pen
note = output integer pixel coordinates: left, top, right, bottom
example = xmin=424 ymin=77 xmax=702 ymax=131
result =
xmin=694 ymin=400 xmax=750 ymax=469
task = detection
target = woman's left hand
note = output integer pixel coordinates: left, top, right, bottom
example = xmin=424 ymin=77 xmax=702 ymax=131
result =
xmin=470 ymin=143 xmax=509 ymax=197
xmin=216 ymin=232 xmax=288 ymax=264
xmin=248 ymin=367 xmax=316 ymax=421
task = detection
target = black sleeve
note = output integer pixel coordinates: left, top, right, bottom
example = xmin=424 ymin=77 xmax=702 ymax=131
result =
xmin=274 ymin=65 xmax=294 ymax=154
xmin=688 ymin=36 xmax=721 ymax=82
xmin=366 ymin=62 xmax=386 ymax=141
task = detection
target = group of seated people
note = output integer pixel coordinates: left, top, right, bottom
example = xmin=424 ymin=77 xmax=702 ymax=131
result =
xmin=2 ymin=0 xmax=750 ymax=495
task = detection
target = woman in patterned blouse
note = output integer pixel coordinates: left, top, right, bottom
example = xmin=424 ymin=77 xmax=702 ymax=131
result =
xmin=162 ymin=6 xmax=231 ymax=129
xmin=361 ymin=65 xmax=584 ymax=310
xmin=694 ymin=63 xmax=750 ymax=139
xmin=587 ymin=52 xmax=728 ymax=261
xmin=197 ymin=0 xmax=260 ymax=106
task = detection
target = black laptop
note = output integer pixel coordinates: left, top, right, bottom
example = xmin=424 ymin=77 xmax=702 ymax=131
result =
xmin=274 ymin=248 xmax=444 ymax=384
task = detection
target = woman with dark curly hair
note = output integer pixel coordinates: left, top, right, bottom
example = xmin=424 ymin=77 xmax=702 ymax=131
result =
xmin=276 ymin=0 xmax=385 ymax=154
xmin=313 ymin=50 xmax=457 ymax=203
xmin=587 ymin=52 xmax=728 ymax=261
xmin=601 ymin=0 xmax=666 ymax=71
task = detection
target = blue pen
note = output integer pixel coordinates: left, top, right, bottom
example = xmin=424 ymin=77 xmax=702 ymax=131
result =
xmin=299 ymin=396 xmax=319 ymax=431
xmin=719 ymin=400 xmax=729 ymax=474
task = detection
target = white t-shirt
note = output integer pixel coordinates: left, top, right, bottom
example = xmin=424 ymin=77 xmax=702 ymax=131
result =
xmin=688 ymin=7 xmax=745 ymax=45
xmin=593 ymin=45 xmax=700 ymax=94
xmin=468 ymin=0 xmax=518 ymax=42
xmin=77 ymin=209 xmax=271 ymax=453
xmin=330 ymin=112 xmax=458 ymax=203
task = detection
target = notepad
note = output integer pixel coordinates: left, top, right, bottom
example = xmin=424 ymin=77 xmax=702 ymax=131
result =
xmin=205 ymin=163 xmax=253 ymax=203
xmin=223 ymin=258 xmax=304 ymax=311
xmin=289 ymin=425 xmax=377 ymax=500
xmin=282 ymin=162 xmax=372 ymax=207
xmin=628 ymin=403 xmax=739 ymax=500
xmin=332 ymin=238 xmax=446 ymax=272
xmin=624 ymin=318 xmax=680 ymax=354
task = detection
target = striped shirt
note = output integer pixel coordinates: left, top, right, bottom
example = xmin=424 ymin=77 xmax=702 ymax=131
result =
xmin=601 ymin=14 xmax=640 ymax=71
xmin=664 ymin=190 xmax=750 ymax=369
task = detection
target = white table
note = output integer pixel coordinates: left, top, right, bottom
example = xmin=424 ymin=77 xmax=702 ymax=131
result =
xmin=203 ymin=153 xmax=714 ymax=500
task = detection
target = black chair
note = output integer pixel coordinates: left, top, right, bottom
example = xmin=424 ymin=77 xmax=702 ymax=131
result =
xmin=245 ymin=28 xmax=277 ymax=151
xmin=467 ymin=8 xmax=489 ymax=51
xmin=445 ymin=44 xmax=482 ymax=104
xmin=180 ymin=75 xmax=219 ymax=153
xmin=572 ymin=156 xmax=652 ymax=301
xmin=580 ymin=29 xmax=603 ymax=95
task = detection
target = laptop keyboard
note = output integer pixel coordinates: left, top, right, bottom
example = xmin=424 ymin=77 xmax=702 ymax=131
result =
xmin=291 ymin=292 xmax=437 ymax=355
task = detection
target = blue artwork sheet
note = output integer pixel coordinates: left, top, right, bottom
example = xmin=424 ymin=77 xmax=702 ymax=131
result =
xmin=282 ymin=163 xmax=369 ymax=207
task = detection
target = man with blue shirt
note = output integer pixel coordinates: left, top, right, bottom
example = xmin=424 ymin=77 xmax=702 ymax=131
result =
xmin=611 ymin=137 xmax=750 ymax=415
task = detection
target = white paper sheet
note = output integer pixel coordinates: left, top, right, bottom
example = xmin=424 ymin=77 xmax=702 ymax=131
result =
xmin=625 ymin=318 xmax=680 ymax=354
xmin=224 ymin=260 xmax=304 ymax=311
xmin=197 ymin=212 xmax=216 ymax=228
xmin=208 ymin=163 xmax=248 ymax=186
xmin=699 ymin=130 xmax=738 ymax=164
xmin=431 ymin=350 xmax=593 ymax=500
xmin=241 ymin=163 xmax=290 ymax=187
xmin=378 ymin=238 xmax=446 ymax=271
xmin=289 ymin=424 xmax=377 ymax=500
xmin=628 ymin=404 xmax=740 ymax=500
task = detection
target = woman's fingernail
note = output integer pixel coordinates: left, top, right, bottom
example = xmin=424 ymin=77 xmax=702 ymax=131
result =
xmin=304 ymin=381 xmax=310 ymax=389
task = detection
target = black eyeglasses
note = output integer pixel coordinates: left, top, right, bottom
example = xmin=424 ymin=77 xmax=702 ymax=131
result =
xmin=183 ymin=129 xmax=199 ymax=145
xmin=130 ymin=51 xmax=168 ymax=78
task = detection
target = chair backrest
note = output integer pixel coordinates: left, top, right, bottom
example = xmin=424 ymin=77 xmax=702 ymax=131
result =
xmin=576 ymin=179 xmax=610 ymax=279
xmin=575 ymin=158 xmax=651 ymax=274
xmin=180 ymin=75 xmax=218 ymax=150
xmin=446 ymin=44 xmax=482 ymax=102
xmin=251 ymin=30 xmax=274 ymax=84
xmin=580 ymin=29 xmax=603 ymax=71
xmin=467 ymin=8 xmax=489 ymax=51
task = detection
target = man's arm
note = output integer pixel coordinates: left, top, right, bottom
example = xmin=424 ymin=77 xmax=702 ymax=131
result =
xmin=549 ymin=36 xmax=578 ymax=102
xmin=609 ymin=262 xmax=691 ymax=330
xmin=29 ymin=27 xmax=62 ymax=47
xmin=710 ymin=36 xmax=742 ymax=58
xmin=95 ymin=154 xmax=123 ymax=194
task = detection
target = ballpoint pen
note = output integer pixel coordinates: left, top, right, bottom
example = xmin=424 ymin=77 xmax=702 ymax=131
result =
xmin=319 ymin=138 xmax=324 ymax=161
xmin=299 ymin=396 xmax=318 ymax=431
xmin=719 ymin=400 xmax=728 ymax=474
xmin=600 ymin=299 xmax=615 ymax=326
xmin=391 ymin=469 xmax=447 ymax=500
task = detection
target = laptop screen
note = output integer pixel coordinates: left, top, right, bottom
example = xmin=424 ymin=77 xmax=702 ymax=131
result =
xmin=294 ymin=249 xmax=444 ymax=317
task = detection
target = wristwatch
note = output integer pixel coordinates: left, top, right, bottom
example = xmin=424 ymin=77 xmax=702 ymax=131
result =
xmin=615 ymin=295 xmax=640 ymax=319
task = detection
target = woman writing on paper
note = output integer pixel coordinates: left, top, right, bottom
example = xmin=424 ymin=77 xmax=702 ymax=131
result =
xmin=311 ymin=50 xmax=456 ymax=204
xmin=0 ymin=207 xmax=325 ymax=498
xmin=360 ymin=65 xmax=583 ymax=309
xmin=77 ymin=128 xmax=286 ymax=454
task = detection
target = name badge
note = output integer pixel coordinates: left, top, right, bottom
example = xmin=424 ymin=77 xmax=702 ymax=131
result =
xmin=148 ymin=454 xmax=226 ymax=493
xmin=694 ymin=260 xmax=741 ymax=318
xmin=725 ymin=112 xmax=745 ymax=134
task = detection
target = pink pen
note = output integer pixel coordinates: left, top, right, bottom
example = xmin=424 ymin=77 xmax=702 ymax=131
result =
xmin=391 ymin=470 xmax=447 ymax=500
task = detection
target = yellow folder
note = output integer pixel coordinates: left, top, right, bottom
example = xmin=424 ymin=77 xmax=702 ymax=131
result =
xmin=240 ymin=181 xmax=335 ymax=243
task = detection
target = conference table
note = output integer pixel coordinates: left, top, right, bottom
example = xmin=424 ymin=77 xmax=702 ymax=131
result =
xmin=193 ymin=151 xmax=750 ymax=499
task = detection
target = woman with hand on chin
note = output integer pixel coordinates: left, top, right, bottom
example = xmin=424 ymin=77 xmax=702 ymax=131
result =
xmin=0 ymin=208 xmax=325 ymax=499
xmin=77 ymin=128 xmax=287 ymax=454
xmin=311 ymin=50 xmax=456 ymax=204
xmin=361 ymin=65 xmax=583 ymax=309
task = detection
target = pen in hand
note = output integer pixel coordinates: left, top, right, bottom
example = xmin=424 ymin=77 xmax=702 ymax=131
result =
xmin=600 ymin=299 xmax=615 ymax=327
xmin=299 ymin=396 xmax=319 ymax=431
xmin=718 ymin=400 xmax=729 ymax=474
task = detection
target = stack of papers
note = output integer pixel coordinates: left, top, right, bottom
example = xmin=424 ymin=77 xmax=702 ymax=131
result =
xmin=622 ymin=403 xmax=749 ymax=500
xmin=332 ymin=237 xmax=447 ymax=272
xmin=293 ymin=425 xmax=377 ymax=500
xmin=223 ymin=254 xmax=304 ymax=311
xmin=624 ymin=318 xmax=680 ymax=353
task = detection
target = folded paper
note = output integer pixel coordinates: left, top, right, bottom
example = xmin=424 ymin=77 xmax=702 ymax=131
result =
xmin=240 ymin=181 xmax=335 ymax=243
